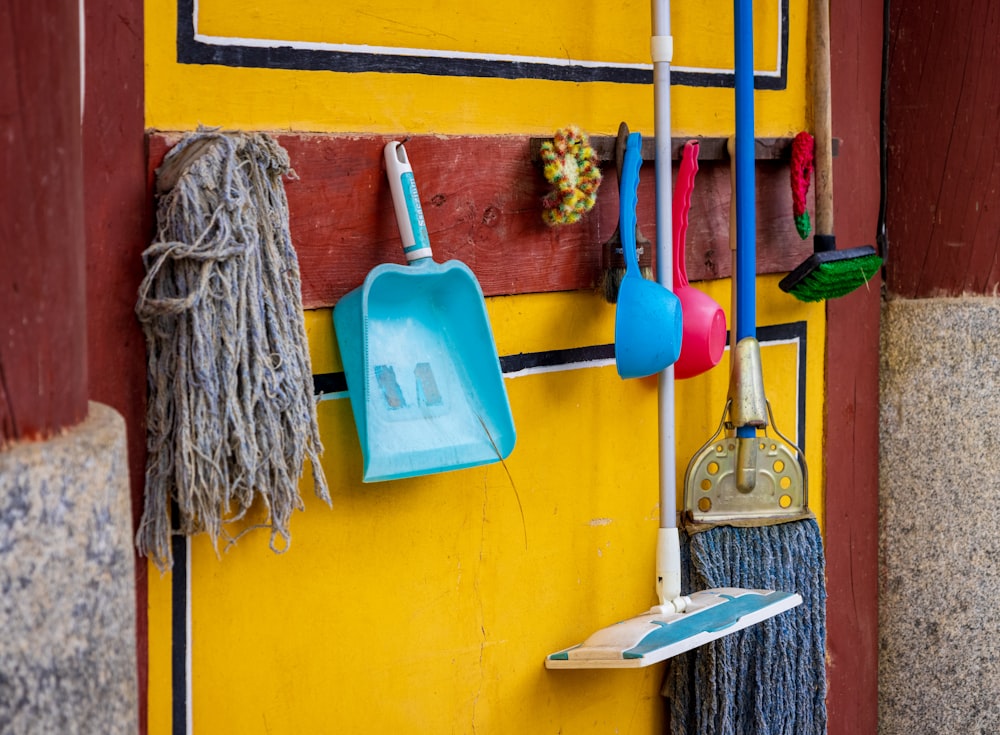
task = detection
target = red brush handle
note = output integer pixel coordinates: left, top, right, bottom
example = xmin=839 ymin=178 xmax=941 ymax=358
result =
xmin=672 ymin=140 xmax=699 ymax=289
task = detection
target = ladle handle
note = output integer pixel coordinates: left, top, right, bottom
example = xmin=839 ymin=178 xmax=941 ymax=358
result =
xmin=384 ymin=141 xmax=434 ymax=263
xmin=619 ymin=132 xmax=643 ymax=277
xmin=672 ymin=140 xmax=699 ymax=289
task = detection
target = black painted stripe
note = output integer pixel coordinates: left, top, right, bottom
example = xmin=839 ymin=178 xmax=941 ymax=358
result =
xmin=170 ymin=504 xmax=186 ymax=735
xmin=313 ymin=324 xmax=807 ymax=448
xmin=313 ymin=371 xmax=347 ymax=395
xmin=175 ymin=0 xmax=788 ymax=90
xmin=498 ymin=344 xmax=615 ymax=373
xmin=311 ymin=343 xmax=616 ymax=398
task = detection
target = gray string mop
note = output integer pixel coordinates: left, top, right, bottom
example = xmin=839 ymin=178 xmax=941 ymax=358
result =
xmin=664 ymin=525 xmax=827 ymax=733
xmin=135 ymin=129 xmax=329 ymax=571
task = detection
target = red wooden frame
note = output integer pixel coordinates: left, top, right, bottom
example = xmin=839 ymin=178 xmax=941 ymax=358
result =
xmin=147 ymin=133 xmax=814 ymax=308
xmin=77 ymin=0 xmax=884 ymax=732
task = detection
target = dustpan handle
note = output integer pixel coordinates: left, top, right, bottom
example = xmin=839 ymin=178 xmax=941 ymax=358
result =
xmin=384 ymin=141 xmax=434 ymax=263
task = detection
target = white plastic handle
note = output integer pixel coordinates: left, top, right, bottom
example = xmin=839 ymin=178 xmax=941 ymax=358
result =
xmin=653 ymin=527 xmax=690 ymax=613
xmin=384 ymin=141 xmax=433 ymax=262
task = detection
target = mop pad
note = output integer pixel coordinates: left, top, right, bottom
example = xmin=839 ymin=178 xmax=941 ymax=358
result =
xmin=135 ymin=130 xmax=329 ymax=571
xmin=663 ymin=523 xmax=827 ymax=734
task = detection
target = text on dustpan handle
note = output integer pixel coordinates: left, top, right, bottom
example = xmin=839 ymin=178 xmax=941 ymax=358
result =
xmin=385 ymin=141 xmax=434 ymax=263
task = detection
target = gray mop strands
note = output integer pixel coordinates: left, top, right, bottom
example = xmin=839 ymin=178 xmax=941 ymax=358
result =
xmin=663 ymin=521 xmax=828 ymax=735
xmin=135 ymin=130 xmax=330 ymax=571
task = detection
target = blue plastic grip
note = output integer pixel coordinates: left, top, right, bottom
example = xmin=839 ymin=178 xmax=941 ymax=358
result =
xmin=620 ymin=132 xmax=643 ymax=276
xmin=400 ymin=171 xmax=432 ymax=255
xmin=734 ymin=0 xmax=756 ymax=344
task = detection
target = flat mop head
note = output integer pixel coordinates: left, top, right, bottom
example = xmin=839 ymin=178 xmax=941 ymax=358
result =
xmin=778 ymin=245 xmax=883 ymax=302
xmin=545 ymin=588 xmax=801 ymax=669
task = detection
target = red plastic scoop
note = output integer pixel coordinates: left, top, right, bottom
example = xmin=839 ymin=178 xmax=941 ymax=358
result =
xmin=673 ymin=140 xmax=727 ymax=380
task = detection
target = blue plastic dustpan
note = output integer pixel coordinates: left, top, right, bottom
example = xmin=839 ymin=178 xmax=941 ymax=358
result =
xmin=614 ymin=132 xmax=682 ymax=379
xmin=332 ymin=142 xmax=515 ymax=482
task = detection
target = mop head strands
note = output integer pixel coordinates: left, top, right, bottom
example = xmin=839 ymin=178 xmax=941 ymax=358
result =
xmin=779 ymin=242 xmax=883 ymax=302
xmin=135 ymin=129 xmax=330 ymax=571
xmin=662 ymin=520 xmax=828 ymax=735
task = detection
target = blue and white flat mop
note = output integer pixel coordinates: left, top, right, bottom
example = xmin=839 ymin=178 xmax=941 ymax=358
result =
xmin=545 ymin=0 xmax=801 ymax=670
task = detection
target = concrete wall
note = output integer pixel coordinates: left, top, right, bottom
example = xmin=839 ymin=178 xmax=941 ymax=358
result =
xmin=879 ymin=298 xmax=1000 ymax=733
xmin=0 ymin=404 xmax=138 ymax=734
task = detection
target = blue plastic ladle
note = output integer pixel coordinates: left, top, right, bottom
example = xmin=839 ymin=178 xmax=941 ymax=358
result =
xmin=614 ymin=132 xmax=683 ymax=379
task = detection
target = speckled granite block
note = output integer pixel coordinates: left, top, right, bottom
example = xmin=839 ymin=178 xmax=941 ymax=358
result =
xmin=0 ymin=402 xmax=138 ymax=734
xmin=880 ymin=298 xmax=1000 ymax=735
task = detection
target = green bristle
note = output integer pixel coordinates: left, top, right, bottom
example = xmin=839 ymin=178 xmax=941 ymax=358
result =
xmin=788 ymin=253 xmax=883 ymax=302
xmin=794 ymin=211 xmax=812 ymax=240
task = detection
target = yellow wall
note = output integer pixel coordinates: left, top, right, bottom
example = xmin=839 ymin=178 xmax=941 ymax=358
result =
xmin=147 ymin=282 xmax=824 ymax=734
xmin=145 ymin=2 xmax=823 ymax=732
xmin=147 ymin=0 xmax=808 ymax=136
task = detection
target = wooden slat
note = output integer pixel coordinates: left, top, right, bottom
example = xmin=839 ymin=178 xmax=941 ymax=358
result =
xmin=887 ymin=0 xmax=1000 ymax=297
xmin=824 ymin=0 xmax=883 ymax=732
xmin=148 ymin=133 xmax=815 ymax=309
xmin=0 ymin=1 xmax=88 ymax=443
xmin=81 ymin=0 xmax=150 ymax=730
xmin=529 ymin=135 xmax=839 ymax=163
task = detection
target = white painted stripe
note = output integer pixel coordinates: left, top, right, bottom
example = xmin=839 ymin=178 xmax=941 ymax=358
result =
xmin=502 ymin=357 xmax=616 ymax=379
xmin=196 ymin=32 xmax=654 ymax=71
xmin=317 ymin=356 xmax=616 ymax=400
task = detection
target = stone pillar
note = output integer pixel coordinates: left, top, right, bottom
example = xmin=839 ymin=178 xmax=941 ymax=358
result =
xmin=0 ymin=403 xmax=139 ymax=733
xmin=1 ymin=1 xmax=139 ymax=732
xmin=880 ymin=298 xmax=1000 ymax=733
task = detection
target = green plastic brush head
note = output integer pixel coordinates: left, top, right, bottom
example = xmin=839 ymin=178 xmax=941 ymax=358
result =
xmin=779 ymin=245 xmax=883 ymax=302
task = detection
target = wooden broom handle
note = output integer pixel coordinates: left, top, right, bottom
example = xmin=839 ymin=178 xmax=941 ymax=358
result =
xmin=812 ymin=0 xmax=834 ymax=237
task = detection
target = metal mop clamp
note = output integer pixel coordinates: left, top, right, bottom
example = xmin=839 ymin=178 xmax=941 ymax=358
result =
xmin=685 ymin=120 xmax=809 ymax=528
xmin=684 ymin=337 xmax=809 ymax=526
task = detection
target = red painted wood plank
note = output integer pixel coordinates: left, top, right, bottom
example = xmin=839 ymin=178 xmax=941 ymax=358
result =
xmin=148 ymin=133 xmax=814 ymax=308
xmin=887 ymin=0 xmax=1000 ymax=297
xmin=824 ymin=0 xmax=883 ymax=732
xmin=82 ymin=0 xmax=150 ymax=730
xmin=0 ymin=0 xmax=88 ymax=444
xmin=943 ymin=1 xmax=1000 ymax=294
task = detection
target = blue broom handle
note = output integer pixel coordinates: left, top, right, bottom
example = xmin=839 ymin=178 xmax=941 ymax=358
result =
xmin=735 ymin=0 xmax=757 ymax=441
xmin=734 ymin=0 xmax=756 ymax=345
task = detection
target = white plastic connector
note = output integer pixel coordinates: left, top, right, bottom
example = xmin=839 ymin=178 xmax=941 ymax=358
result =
xmin=652 ymin=527 xmax=689 ymax=613
xmin=650 ymin=35 xmax=674 ymax=64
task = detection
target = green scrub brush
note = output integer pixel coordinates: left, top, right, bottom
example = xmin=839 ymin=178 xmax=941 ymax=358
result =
xmin=779 ymin=0 xmax=882 ymax=302
xmin=779 ymin=243 xmax=883 ymax=302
